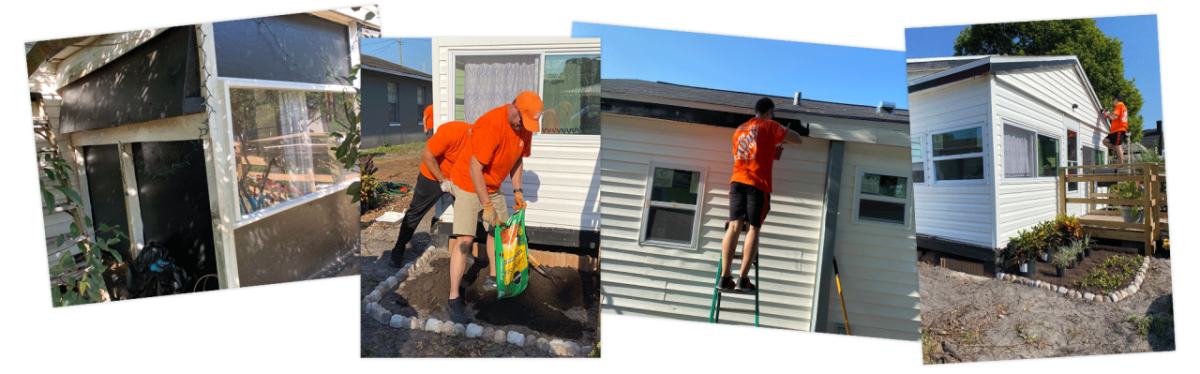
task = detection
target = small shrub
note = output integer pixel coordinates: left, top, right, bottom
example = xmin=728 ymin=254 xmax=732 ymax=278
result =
xmin=1076 ymin=255 xmax=1142 ymax=293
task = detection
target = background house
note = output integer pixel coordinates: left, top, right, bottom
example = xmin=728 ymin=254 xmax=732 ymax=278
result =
xmin=359 ymin=54 xmax=432 ymax=149
xmin=599 ymin=79 xmax=919 ymax=340
xmin=29 ymin=8 xmax=378 ymax=294
xmin=427 ymin=38 xmax=601 ymax=254
xmin=907 ymin=55 xmax=1108 ymax=272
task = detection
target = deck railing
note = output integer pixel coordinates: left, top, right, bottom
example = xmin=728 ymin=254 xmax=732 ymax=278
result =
xmin=1059 ymin=162 xmax=1166 ymax=255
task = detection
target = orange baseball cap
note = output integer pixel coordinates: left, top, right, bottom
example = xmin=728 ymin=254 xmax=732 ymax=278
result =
xmin=514 ymin=91 xmax=543 ymax=132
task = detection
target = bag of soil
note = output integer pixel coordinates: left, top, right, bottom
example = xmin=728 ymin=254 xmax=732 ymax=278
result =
xmin=493 ymin=208 xmax=529 ymax=299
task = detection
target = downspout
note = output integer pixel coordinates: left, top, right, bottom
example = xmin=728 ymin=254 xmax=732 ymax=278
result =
xmin=810 ymin=140 xmax=845 ymax=333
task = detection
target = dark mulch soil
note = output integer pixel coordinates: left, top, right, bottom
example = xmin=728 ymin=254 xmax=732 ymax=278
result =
xmin=1012 ymin=247 xmax=1142 ymax=295
xmin=392 ymin=255 xmax=599 ymax=342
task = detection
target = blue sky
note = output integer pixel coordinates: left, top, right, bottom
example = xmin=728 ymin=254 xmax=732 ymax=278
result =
xmin=572 ymin=22 xmax=908 ymax=109
xmin=361 ymin=37 xmax=432 ymax=74
xmin=905 ymin=15 xmax=1162 ymax=128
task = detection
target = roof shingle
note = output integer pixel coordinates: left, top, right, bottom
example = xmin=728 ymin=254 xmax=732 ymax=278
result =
xmin=602 ymin=79 xmax=907 ymax=124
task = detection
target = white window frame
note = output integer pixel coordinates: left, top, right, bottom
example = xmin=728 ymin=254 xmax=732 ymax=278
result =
xmin=1066 ymin=129 xmax=1079 ymax=192
xmin=448 ymin=48 xmax=601 ymax=141
xmin=386 ymin=81 xmax=400 ymax=127
xmin=221 ymin=77 xmax=360 ymax=228
xmin=911 ymin=133 xmax=928 ymax=185
xmin=852 ymin=167 xmax=913 ymax=229
xmin=1000 ymin=121 xmax=1062 ymax=182
xmin=638 ymin=162 xmax=707 ymax=249
xmin=929 ymin=124 xmax=987 ymax=185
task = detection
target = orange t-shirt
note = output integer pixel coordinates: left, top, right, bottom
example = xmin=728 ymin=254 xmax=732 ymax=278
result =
xmin=1110 ymin=102 xmax=1128 ymax=134
xmin=419 ymin=121 xmax=470 ymax=182
xmin=450 ymin=105 xmax=532 ymax=194
xmin=424 ymin=106 xmax=434 ymax=131
xmin=730 ymin=117 xmax=787 ymax=194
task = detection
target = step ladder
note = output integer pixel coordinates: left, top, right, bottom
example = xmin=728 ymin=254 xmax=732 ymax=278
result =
xmin=708 ymin=251 xmax=760 ymax=326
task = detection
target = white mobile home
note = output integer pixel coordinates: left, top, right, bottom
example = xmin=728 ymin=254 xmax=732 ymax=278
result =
xmin=428 ymin=38 xmax=601 ymax=254
xmin=600 ymin=79 xmax=920 ymax=340
xmin=29 ymin=9 xmax=378 ymax=295
xmin=907 ymin=56 xmax=1109 ymax=271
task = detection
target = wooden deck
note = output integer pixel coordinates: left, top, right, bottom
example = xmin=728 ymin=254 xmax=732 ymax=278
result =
xmin=1060 ymin=163 xmax=1166 ymax=255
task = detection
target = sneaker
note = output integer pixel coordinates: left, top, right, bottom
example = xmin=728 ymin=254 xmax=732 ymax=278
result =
xmin=446 ymin=297 xmax=469 ymax=324
xmin=482 ymin=276 xmax=497 ymax=292
xmin=717 ymin=276 xmax=736 ymax=292
xmin=735 ymin=277 xmax=757 ymax=293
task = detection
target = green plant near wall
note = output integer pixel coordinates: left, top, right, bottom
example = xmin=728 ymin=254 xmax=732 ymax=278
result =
xmin=34 ymin=124 xmax=128 ymax=307
xmin=1112 ymin=181 xmax=1145 ymax=215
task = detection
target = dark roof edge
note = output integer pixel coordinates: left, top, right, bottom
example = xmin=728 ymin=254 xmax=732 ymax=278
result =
xmin=602 ymin=94 xmax=909 ymax=125
xmin=909 ymin=58 xmax=1078 ymax=94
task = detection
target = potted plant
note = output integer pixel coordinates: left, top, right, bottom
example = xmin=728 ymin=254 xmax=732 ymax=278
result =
xmin=1053 ymin=244 xmax=1075 ymax=277
xmin=1081 ymin=234 xmax=1093 ymax=257
xmin=1111 ymin=181 xmax=1145 ymax=224
xmin=1008 ymin=229 xmax=1039 ymax=277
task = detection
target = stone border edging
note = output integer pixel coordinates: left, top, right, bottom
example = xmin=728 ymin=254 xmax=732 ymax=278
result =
xmin=994 ymin=256 xmax=1151 ymax=303
xmin=362 ymin=249 xmax=592 ymax=357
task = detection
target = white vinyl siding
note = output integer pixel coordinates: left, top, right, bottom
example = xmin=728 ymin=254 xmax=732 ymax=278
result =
xmin=826 ymin=142 xmax=920 ymax=341
xmin=909 ymin=77 xmax=995 ymax=248
xmin=600 ymin=114 xmax=829 ymax=330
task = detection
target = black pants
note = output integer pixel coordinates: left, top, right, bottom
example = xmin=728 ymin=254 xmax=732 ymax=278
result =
xmin=392 ymin=173 xmax=451 ymax=263
xmin=728 ymin=182 xmax=771 ymax=228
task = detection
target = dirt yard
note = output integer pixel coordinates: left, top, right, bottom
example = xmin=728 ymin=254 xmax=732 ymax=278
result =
xmin=359 ymin=149 xmax=600 ymax=358
xmin=920 ymin=256 xmax=1174 ymax=364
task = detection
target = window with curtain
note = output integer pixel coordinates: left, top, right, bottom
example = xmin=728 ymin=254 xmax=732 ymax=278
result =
xmin=541 ymin=54 xmax=601 ymax=135
xmin=454 ymin=54 xmax=540 ymax=124
xmin=386 ymin=82 xmax=398 ymax=123
xmin=230 ymin=88 xmax=356 ymax=216
xmin=641 ymin=166 xmax=704 ymax=247
xmin=1004 ymin=124 xmax=1035 ymax=178
xmin=931 ymin=127 xmax=984 ymax=181
xmin=911 ymin=136 xmax=925 ymax=183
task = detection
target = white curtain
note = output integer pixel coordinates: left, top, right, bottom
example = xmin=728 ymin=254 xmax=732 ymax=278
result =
xmin=1004 ymin=124 xmax=1033 ymax=178
xmin=278 ymin=91 xmax=315 ymax=196
xmin=462 ymin=55 xmax=539 ymax=123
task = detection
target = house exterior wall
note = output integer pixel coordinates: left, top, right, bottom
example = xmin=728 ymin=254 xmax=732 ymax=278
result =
xmin=824 ymin=141 xmax=921 ymax=341
xmin=431 ymin=38 xmax=601 ymax=233
xmin=599 ymin=113 xmax=830 ymax=330
xmin=910 ymin=76 xmax=997 ymax=248
xmin=992 ymin=65 xmax=1104 ymax=247
xmin=360 ymin=69 xmax=432 ymax=148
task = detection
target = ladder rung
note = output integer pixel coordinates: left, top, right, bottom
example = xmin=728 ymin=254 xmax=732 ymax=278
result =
xmin=719 ymin=307 xmax=757 ymax=314
xmin=715 ymin=288 xmax=758 ymax=295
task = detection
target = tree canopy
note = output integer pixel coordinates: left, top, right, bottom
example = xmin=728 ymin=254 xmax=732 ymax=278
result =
xmin=953 ymin=19 xmax=1146 ymax=143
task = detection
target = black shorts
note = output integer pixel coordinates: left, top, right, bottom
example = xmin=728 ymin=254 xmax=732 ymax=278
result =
xmin=1106 ymin=131 xmax=1126 ymax=146
xmin=728 ymin=182 xmax=771 ymax=228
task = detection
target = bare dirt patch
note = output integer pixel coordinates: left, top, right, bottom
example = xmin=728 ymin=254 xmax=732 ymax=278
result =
xmin=920 ymin=256 xmax=1174 ymax=364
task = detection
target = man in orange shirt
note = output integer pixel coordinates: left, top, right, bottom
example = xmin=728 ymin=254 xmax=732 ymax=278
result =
xmin=423 ymin=105 xmax=435 ymax=137
xmin=389 ymin=121 xmax=471 ymax=267
xmin=719 ymin=97 xmax=804 ymax=293
xmin=444 ymin=91 xmax=541 ymax=324
xmin=1102 ymin=94 xmax=1129 ymax=164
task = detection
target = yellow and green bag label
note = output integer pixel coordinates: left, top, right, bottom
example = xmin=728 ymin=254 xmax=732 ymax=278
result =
xmin=494 ymin=208 xmax=529 ymax=298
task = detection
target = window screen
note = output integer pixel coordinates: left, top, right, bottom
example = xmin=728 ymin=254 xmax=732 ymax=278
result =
xmin=1037 ymin=134 xmax=1059 ymax=178
xmin=541 ymin=54 xmax=601 ymax=135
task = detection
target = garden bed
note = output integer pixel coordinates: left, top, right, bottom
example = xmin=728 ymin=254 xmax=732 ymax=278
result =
xmin=1012 ymin=247 xmax=1143 ymax=295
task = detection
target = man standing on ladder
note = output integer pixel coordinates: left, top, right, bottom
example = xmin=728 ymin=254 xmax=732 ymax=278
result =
xmin=718 ymin=97 xmax=804 ymax=292
xmin=1101 ymin=94 xmax=1129 ymax=165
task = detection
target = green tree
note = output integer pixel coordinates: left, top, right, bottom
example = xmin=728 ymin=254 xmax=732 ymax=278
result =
xmin=953 ymin=19 xmax=1145 ymax=144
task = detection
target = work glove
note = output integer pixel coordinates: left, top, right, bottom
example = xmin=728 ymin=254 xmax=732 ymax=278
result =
xmin=440 ymin=179 xmax=454 ymax=195
xmin=513 ymin=191 xmax=526 ymax=211
xmin=482 ymin=204 xmax=500 ymax=226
